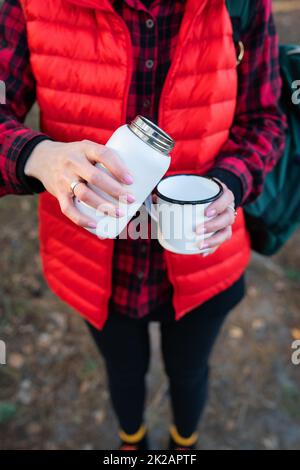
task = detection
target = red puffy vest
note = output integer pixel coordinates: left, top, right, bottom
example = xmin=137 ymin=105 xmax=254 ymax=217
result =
xmin=20 ymin=0 xmax=251 ymax=329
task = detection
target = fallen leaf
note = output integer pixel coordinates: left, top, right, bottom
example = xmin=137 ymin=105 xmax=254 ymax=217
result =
xmin=38 ymin=333 xmax=52 ymax=348
xmin=225 ymin=420 xmax=236 ymax=431
xmin=27 ymin=422 xmax=42 ymax=435
xmin=8 ymin=353 xmax=24 ymax=369
xmin=93 ymin=410 xmax=105 ymax=425
xmin=248 ymin=286 xmax=258 ymax=298
xmin=80 ymin=380 xmax=91 ymax=394
xmin=252 ymin=319 xmax=265 ymax=330
xmin=229 ymin=326 xmax=244 ymax=339
xmin=291 ymin=328 xmax=300 ymax=340
xmin=262 ymin=435 xmax=279 ymax=450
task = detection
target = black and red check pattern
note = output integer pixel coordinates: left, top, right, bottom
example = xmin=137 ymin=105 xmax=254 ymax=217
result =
xmin=113 ymin=0 xmax=184 ymax=124
xmin=111 ymin=0 xmax=186 ymax=317
xmin=0 ymin=0 xmax=48 ymax=195
xmin=0 ymin=0 xmax=286 ymax=318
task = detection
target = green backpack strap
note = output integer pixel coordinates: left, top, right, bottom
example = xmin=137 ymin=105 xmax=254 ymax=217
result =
xmin=226 ymin=1 xmax=300 ymax=255
xmin=244 ymin=45 xmax=300 ymax=255
xmin=225 ymin=0 xmax=254 ymax=41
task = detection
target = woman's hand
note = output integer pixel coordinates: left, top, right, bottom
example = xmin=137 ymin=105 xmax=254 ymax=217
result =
xmin=24 ymin=139 xmax=135 ymax=228
xmin=195 ymin=179 xmax=236 ymax=256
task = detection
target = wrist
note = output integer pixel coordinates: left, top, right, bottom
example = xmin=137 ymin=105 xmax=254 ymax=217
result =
xmin=205 ymin=168 xmax=243 ymax=208
xmin=24 ymin=139 xmax=54 ymax=180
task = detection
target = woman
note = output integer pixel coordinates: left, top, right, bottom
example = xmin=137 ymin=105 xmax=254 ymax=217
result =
xmin=0 ymin=0 xmax=286 ymax=450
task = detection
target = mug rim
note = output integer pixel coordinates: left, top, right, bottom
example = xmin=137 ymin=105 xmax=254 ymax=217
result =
xmin=155 ymin=174 xmax=223 ymax=205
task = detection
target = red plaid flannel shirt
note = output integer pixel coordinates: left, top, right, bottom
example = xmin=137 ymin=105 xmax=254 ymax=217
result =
xmin=0 ymin=0 xmax=286 ymax=318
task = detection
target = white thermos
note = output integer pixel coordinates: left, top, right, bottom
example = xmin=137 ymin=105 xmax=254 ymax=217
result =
xmin=74 ymin=116 xmax=175 ymax=238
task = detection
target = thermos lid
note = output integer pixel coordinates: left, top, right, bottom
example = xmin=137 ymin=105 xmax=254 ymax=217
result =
xmin=129 ymin=115 xmax=175 ymax=155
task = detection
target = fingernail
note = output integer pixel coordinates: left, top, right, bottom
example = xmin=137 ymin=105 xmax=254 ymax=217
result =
xmin=116 ymin=208 xmax=125 ymax=217
xmin=206 ymin=209 xmax=217 ymax=218
xmin=123 ymin=173 xmax=134 ymax=184
xmin=127 ymin=194 xmax=135 ymax=203
xmin=88 ymin=222 xmax=97 ymax=228
xmin=196 ymin=225 xmax=206 ymax=235
xmin=200 ymin=242 xmax=209 ymax=250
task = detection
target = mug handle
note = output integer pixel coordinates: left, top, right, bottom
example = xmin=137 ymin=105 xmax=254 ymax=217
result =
xmin=144 ymin=194 xmax=159 ymax=223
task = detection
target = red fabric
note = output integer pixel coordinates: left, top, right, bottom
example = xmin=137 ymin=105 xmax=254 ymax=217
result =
xmin=18 ymin=0 xmax=251 ymax=329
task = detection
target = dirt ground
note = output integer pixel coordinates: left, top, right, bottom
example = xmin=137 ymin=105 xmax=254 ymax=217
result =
xmin=0 ymin=1 xmax=300 ymax=450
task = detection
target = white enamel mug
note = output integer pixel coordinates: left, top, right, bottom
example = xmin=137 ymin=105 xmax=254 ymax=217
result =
xmin=144 ymin=175 xmax=223 ymax=255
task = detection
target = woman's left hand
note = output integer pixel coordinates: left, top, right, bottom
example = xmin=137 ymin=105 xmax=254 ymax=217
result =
xmin=195 ymin=179 xmax=237 ymax=256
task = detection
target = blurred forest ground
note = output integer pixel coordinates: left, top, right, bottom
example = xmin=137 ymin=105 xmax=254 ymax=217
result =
xmin=0 ymin=0 xmax=300 ymax=450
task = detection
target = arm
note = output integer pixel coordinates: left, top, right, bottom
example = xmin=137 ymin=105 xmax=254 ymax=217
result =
xmin=0 ymin=0 xmax=134 ymax=228
xmin=206 ymin=0 xmax=287 ymax=208
xmin=0 ymin=0 xmax=50 ymax=196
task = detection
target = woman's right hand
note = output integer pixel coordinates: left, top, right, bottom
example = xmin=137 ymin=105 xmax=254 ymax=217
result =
xmin=24 ymin=139 xmax=135 ymax=228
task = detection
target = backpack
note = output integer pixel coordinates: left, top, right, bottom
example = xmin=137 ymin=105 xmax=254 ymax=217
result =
xmin=226 ymin=0 xmax=300 ymax=256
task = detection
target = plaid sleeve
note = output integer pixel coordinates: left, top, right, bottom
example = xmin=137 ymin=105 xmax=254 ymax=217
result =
xmin=206 ymin=0 xmax=287 ymax=206
xmin=0 ymin=0 xmax=49 ymax=197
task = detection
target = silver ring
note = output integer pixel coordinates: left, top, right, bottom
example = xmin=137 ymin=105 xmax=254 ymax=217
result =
xmin=227 ymin=203 xmax=238 ymax=218
xmin=70 ymin=179 xmax=85 ymax=197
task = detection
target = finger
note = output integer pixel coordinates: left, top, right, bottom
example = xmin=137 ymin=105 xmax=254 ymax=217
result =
xmin=196 ymin=207 xmax=235 ymax=234
xmin=205 ymin=187 xmax=234 ymax=218
xmin=59 ymin=194 xmax=97 ymax=228
xmin=82 ymin=141 xmax=133 ymax=185
xmin=74 ymin=182 xmax=125 ymax=217
xmin=78 ymin=160 xmax=135 ymax=203
xmin=197 ymin=226 xmax=232 ymax=250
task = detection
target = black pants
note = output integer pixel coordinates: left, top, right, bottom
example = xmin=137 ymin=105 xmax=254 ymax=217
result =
xmin=86 ymin=277 xmax=244 ymax=438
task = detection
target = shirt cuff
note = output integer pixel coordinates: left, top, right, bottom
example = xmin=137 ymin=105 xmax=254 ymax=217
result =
xmin=16 ymin=135 xmax=53 ymax=194
xmin=204 ymin=168 xmax=243 ymax=208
